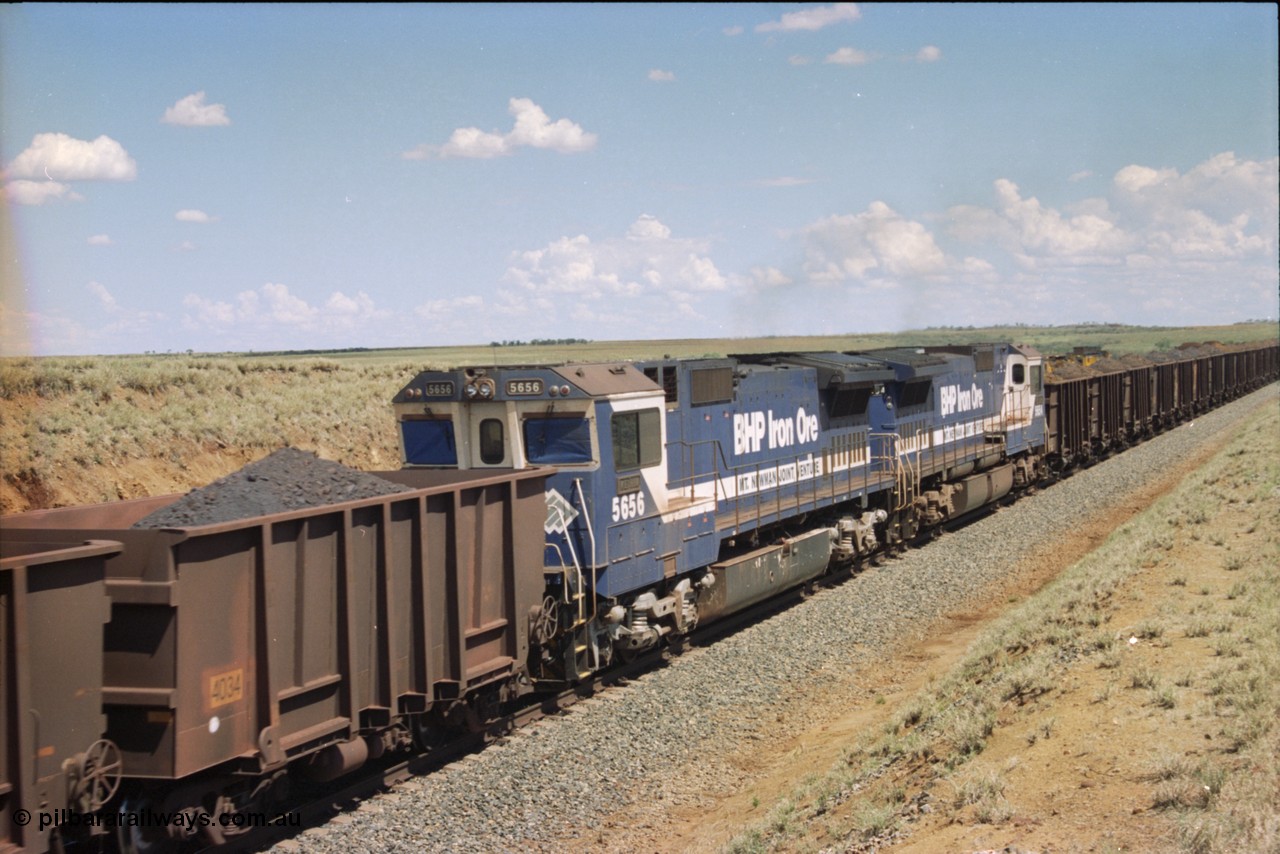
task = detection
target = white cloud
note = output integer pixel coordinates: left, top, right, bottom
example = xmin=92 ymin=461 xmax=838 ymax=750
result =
xmin=1113 ymin=152 xmax=1278 ymax=225
xmin=1069 ymin=170 xmax=1094 ymax=183
xmin=627 ymin=214 xmax=673 ymax=241
xmin=417 ymin=127 xmax=510 ymax=160
xmin=4 ymin=133 xmax=137 ymax=181
xmin=751 ymin=266 xmax=794 ymax=288
xmin=414 ymin=294 xmax=485 ymax=325
xmin=723 ymin=25 xmax=744 ymax=36
xmin=753 ymin=176 xmax=816 ymax=187
xmin=87 ymin=281 xmax=118 ymax=312
xmin=788 ymin=55 xmax=813 ymax=66
xmin=182 ymin=283 xmax=388 ymax=340
xmin=991 ymin=179 xmax=1132 ymax=260
xmin=947 ymin=183 xmax=1130 ymax=267
xmin=799 ymin=202 xmax=948 ymax=282
xmin=757 ymin=3 xmax=861 ymax=33
xmin=825 ymin=47 xmax=872 ymax=66
xmin=499 ymin=215 xmax=727 ymax=334
xmin=162 ymin=91 xmax=231 ymax=127
xmin=1146 ymin=209 xmax=1271 ymax=260
xmin=175 ymin=241 xmax=198 ymax=252
xmin=648 ymin=69 xmax=676 ymax=83
xmin=175 ymin=209 xmax=216 ymax=223
xmin=507 ymin=98 xmax=597 ymax=153
xmin=404 ymin=98 xmax=597 ymax=160
xmin=4 ymin=179 xmax=83 ymax=205
xmin=738 ymin=152 xmax=1279 ymax=334
xmin=1113 ymin=164 xmax=1177 ymax=194
xmin=88 ymin=234 xmax=112 ymax=246
xmin=937 ymin=149 xmax=1278 ymax=323
xmin=2 ymin=284 xmax=167 ymax=355
xmin=916 ymin=45 xmax=942 ymax=62
xmin=947 ymin=153 xmax=1279 ymax=275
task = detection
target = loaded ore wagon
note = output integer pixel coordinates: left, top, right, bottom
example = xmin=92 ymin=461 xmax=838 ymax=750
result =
xmin=1 ymin=451 xmax=547 ymax=849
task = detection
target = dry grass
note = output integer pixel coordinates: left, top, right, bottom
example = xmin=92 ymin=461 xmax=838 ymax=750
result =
xmin=723 ymin=400 xmax=1279 ymax=853
xmin=2 ymin=322 xmax=1275 ymax=512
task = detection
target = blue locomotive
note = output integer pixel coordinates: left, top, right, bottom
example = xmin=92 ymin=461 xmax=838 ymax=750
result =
xmin=392 ymin=344 xmax=1046 ymax=684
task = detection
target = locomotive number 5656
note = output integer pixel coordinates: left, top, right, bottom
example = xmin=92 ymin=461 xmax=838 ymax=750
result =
xmin=611 ymin=491 xmax=645 ymax=521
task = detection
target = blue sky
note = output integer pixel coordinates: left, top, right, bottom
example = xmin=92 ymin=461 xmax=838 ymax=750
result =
xmin=2 ymin=3 xmax=1276 ymax=356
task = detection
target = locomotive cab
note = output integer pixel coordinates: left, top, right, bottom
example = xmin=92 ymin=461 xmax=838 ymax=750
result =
xmin=1002 ymin=346 xmax=1044 ymax=428
xmin=393 ymin=364 xmax=664 ymax=473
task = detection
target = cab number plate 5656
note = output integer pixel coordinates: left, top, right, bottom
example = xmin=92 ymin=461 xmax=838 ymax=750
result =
xmin=611 ymin=491 xmax=645 ymax=521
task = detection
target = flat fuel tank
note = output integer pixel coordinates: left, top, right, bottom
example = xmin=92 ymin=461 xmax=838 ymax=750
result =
xmin=697 ymin=527 xmax=834 ymax=623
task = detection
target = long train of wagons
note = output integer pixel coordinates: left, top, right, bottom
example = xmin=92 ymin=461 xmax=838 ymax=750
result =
xmin=2 ymin=339 xmax=1276 ymax=852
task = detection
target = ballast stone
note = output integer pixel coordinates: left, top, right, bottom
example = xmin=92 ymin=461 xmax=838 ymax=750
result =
xmin=133 ymin=447 xmax=413 ymax=528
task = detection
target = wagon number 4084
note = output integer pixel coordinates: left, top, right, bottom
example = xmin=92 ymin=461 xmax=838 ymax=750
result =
xmin=611 ymin=491 xmax=645 ymax=522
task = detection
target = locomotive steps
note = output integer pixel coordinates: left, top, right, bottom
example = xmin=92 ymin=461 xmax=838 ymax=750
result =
xmin=285 ymin=384 xmax=1277 ymax=853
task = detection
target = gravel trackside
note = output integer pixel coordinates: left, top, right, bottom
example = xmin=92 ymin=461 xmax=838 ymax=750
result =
xmin=281 ymin=384 xmax=1277 ymax=854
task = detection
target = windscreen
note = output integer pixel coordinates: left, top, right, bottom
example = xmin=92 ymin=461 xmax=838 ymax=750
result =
xmin=401 ymin=419 xmax=458 ymax=465
xmin=523 ymin=417 xmax=593 ymax=464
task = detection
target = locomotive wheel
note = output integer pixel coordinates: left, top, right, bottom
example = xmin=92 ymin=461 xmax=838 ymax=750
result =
xmin=72 ymin=739 xmax=123 ymax=812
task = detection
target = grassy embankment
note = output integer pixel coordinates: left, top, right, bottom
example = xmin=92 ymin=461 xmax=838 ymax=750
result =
xmin=1 ymin=322 xmax=1274 ymax=513
xmin=725 ymin=400 xmax=1279 ymax=853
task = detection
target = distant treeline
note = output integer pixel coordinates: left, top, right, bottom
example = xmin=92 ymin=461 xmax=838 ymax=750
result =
xmin=144 ymin=347 xmax=381 ymax=357
xmin=488 ymin=338 xmax=592 ymax=347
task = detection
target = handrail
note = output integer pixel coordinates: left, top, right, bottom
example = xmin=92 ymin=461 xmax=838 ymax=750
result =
xmin=551 ymin=505 xmax=586 ymax=629
xmin=572 ymin=478 xmax=599 ymax=670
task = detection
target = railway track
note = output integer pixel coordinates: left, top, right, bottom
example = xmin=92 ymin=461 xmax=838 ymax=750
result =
xmin=196 ymin=564 xmax=829 ymax=852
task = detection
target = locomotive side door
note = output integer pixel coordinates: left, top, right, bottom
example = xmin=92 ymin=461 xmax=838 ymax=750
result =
xmin=1003 ymin=352 xmax=1033 ymax=427
xmin=594 ymin=391 xmax=676 ymax=595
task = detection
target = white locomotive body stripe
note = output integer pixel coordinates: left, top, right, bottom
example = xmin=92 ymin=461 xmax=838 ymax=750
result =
xmin=668 ymin=413 xmax=1010 ymax=513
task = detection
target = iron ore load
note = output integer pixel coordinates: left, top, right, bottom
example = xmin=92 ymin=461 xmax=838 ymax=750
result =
xmin=2 ymin=340 xmax=1277 ymax=852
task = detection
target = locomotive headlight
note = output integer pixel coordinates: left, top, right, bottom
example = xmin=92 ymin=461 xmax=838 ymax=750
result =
xmin=464 ymin=383 xmax=479 ymax=399
xmin=478 ymin=383 xmax=493 ymax=398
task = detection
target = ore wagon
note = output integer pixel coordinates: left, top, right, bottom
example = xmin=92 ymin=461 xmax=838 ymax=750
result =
xmin=1 ymin=464 xmax=546 ymax=847
xmin=1 ymin=538 xmax=119 ymax=853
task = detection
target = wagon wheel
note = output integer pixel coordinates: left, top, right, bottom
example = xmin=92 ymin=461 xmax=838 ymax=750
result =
xmin=73 ymin=739 xmax=123 ymax=812
xmin=531 ymin=594 xmax=560 ymax=645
